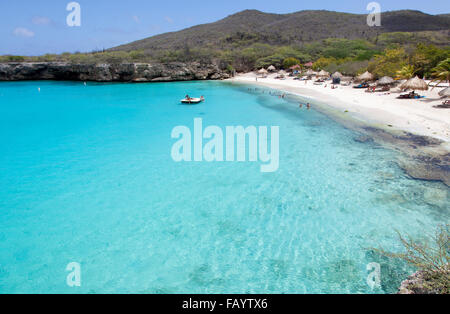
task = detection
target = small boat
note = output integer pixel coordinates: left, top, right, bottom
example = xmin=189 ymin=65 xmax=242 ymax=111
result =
xmin=180 ymin=97 xmax=204 ymax=104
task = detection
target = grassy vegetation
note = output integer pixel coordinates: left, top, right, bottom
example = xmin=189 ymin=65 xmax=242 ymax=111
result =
xmin=1 ymin=40 xmax=449 ymax=79
xmin=374 ymin=225 xmax=449 ymax=294
xmin=1 ymin=9 xmax=449 ymax=78
xmin=3 ymin=39 xmax=448 ymax=74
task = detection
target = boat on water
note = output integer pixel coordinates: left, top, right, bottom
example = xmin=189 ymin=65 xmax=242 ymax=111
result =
xmin=180 ymin=96 xmax=205 ymax=104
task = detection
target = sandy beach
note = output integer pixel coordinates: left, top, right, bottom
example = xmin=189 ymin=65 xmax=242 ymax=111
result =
xmin=229 ymin=73 xmax=450 ymax=148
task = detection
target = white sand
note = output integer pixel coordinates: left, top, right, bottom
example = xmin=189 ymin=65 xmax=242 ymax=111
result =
xmin=228 ymin=73 xmax=450 ymax=147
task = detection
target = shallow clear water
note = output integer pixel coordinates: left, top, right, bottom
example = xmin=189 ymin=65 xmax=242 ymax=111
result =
xmin=0 ymin=81 xmax=448 ymax=294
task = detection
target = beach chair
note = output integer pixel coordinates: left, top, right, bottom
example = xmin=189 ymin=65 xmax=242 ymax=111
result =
xmin=353 ymin=82 xmax=369 ymax=89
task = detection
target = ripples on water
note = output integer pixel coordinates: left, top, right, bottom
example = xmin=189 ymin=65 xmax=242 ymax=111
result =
xmin=0 ymin=81 xmax=448 ymax=293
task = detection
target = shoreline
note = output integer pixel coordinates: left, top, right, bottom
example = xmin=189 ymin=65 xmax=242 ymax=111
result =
xmin=1 ymin=75 xmax=448 ymax=186
xmin=227 ymin=73 xmax=450 ymax=186
xmin=228 ymin=73 xmax=450 ymax=143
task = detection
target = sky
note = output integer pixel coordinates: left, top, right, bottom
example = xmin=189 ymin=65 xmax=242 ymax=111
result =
xmin=1 ymin=0 xmax=449 ymax=56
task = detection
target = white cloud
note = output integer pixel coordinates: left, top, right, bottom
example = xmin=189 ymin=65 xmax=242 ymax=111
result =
xmin=13 ymin=27 xmax=35 ymax=38
xmin=132 ymin=15 xmax=140 ymax=23
xmin=165 ymin=16 xmax=174 ymax=23
xmin=32 ymin=16 xmax=51 ymax=25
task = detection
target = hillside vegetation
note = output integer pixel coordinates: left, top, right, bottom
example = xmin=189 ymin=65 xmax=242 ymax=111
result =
xmin=1 ymin=10 xmax=449 ymax=76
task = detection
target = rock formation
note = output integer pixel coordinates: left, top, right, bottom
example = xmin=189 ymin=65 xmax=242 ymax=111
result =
xmin=0 ymin=62 xmax=231 ymax=82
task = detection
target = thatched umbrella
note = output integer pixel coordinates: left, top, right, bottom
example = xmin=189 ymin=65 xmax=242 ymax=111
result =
xmin=377 ymin=76 xmax=395 ymax=86
xmin=400 ymin=76 xmax=429 ymax=91
xmin=438 ymin=87 xmax=450 ymax=98
xmin=258 ymin=68 xmax=268 ymax=77
xmin=275 ymin=70 xmax=286 ymax=78
xmin=267 ymin=65 xmax=276 ymax=72
xmin=318 ymin=70 xmax=330 ymax=77
xmin=305 ymin=69 xmax=317 ymax=76
xmin=357 ymin=71 xmax=374 ymax=82
xmin=332 ymin=72 xmax=343 ymax=79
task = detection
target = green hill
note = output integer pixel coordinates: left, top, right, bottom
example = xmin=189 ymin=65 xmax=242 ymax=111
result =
xmin=112 ymin=9 xmax=450 ymax=52
xmin=2 ymin=9 xmax=448 ymax=76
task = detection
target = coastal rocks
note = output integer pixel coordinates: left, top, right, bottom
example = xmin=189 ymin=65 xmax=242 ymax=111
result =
xmin=354 ymin=135 xmax=374 ymax=144
xmin=355 ymin=126 xmax=450 ymax=187
xmin=398 ymin=153 xmax=450 ymax=187
xmin=0 ymin=61 xmax=230 ymax=82
xmin=398 ymin=270 xmax=449 ymax=294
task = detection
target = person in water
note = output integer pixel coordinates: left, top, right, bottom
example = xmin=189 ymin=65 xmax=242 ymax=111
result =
xmin=200 ymin=96 xmax=205 ymax=101
xmin=307 ymin=103 xmax=311 ymax=110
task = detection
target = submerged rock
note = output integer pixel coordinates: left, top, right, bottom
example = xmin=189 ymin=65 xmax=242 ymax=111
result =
xmin=0 ymin=62 xmax=230 ymax=82
xmin=399 ymin=154 xmax=450 ymax=187
xmin=354 ymin=135 xmax=374 ymax=143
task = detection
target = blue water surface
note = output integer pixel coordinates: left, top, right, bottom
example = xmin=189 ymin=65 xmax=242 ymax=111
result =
xmin=0 ymin=81 xmax=448 ymax=293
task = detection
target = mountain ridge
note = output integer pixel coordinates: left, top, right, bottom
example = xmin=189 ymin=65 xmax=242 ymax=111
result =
xmin=111 ymin=9 xmax=450 ymax=52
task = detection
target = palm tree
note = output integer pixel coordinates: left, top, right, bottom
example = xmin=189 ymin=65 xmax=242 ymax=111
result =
xmin=430 ymin=58 xmax=450 ymax=89
xmin=395 ymin=65 xmax=415 ymax=80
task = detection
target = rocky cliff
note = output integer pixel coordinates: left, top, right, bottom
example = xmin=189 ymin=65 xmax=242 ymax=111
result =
xmin=0 ymin=62 xmax=230 ymax=82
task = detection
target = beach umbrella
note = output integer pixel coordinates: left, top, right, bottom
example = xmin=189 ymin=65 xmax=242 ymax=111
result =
xmin=267 ymin=65 xmax=276 ymax=72
xmin=400 ymin=76 xmax=429 ymax=91
xmin=305 ymin=69 xmax=317 ymax=76
xmin=438 ymin=87 xmax=450 ymax=97
xmin=258 ymin=68 xmax=268 ymax=74
xmin=332 ymin=71 xmax=343 ymax=79
xmin=357 ymin=71 xmax=374 ymax=82
xmin=278 ymin=70 xmax=287 ymax=75
xmin=318 ymin=70 xmax=330 ymax=77
xmin=258 ymin=68 xmax=268 ymax=77
xmin=377 ymin=76 xmax=395 ymax=86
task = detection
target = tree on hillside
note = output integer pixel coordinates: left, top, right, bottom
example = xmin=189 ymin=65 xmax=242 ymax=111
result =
xmin=430 ymin=58 xmax=450 ymax=88
xmin=412 ymin=44 xmax=450 ymax=78
xmin=396 ymin=65 xmax=416 ymax=80
xmin=282 ymin=57 xmax=301 ymax=69
xmin=368 ymin=48 xmax=409 ymax=78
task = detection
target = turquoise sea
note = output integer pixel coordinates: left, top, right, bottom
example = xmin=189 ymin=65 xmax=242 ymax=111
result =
xmin=0 ymin=81 xmax=448 ymax=294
